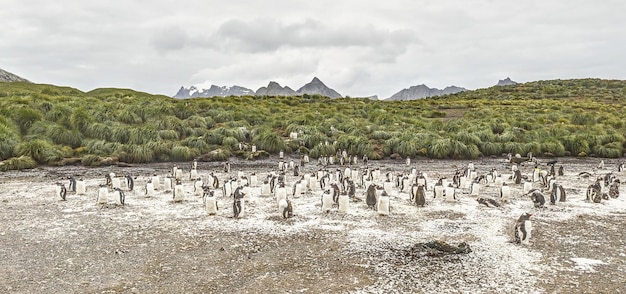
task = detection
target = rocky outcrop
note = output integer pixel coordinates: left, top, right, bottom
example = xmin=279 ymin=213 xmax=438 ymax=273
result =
xmin=496 ymin=77 xmax=518 ymax=86
xmin=387 ymin=84 xmax=467 ymax=101
xmin=255 ymin=81 xmax=297 ymax=96
xmin=0 ymin=68 xmax=30 ymax=82
xmin=296 ymin=77 xmax=342 ymax=98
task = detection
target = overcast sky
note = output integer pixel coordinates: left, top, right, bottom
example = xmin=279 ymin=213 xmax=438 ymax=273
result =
xmin=2 ymin=0 xmax=625 ymax=99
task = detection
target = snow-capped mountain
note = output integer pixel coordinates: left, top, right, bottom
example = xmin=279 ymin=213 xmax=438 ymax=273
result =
xmin=173 ymin=85 xmax=254 ymax=99
xmin=386 ymin=84 xmax=467 ymax=101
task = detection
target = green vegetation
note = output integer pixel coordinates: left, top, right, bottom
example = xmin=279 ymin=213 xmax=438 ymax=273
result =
xmin=1 ymin=79 xmax=625 ymax=170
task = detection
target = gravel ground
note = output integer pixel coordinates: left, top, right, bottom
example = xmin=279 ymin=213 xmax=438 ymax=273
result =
xmin=0 ymin=157 xmax=624 ymax=293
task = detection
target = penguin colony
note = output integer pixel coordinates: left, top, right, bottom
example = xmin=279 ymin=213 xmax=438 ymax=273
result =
xmin=48 ymin=153 xmax=622 ymax=245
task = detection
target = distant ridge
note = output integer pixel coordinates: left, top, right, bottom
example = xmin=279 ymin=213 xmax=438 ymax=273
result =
xmin=0 ymin=68 xmax=30 ymax=83
xmin=174 ymin=77 xmax=343 ymax=99
xmin=386 ymin=84 xmax=467 ymax=101
xmin=255 ymin=81 xmax=297 ymax=96
xmin=496 ymin=77 xmax=518 ymax=86
xmin=173 ymin=85 xmax=254 ymax=98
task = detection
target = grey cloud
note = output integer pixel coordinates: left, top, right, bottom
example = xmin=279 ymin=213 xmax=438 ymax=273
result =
xmin=150 ymin=26 xmax=190 ymax=53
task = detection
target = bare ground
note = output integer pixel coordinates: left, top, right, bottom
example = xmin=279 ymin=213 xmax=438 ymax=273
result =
xmin=0 ymin=157 xmax=625 ymax=293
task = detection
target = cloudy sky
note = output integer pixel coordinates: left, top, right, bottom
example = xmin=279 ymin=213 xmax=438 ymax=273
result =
xmin=2 ymin=0 xmax=625 ymax=99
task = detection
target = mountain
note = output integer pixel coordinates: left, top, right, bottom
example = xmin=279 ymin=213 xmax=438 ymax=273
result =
xmin=255 ymin=81 xmax=297 ymax=96
xmin=173 ymin=84 xmax=254 ymax=98
xmin=386 ymin=84 xmax=467 ymax=101
xmin=496 ymin=77 xmax=518 ymax=86
xmin=296 ymin=77 xmax=342 ymax=98
xmin=0 ymin=68 xmax=30 ymax=82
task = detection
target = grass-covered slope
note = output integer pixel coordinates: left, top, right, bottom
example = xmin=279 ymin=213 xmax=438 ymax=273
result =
xmin=1 ymin=79 xmax=625 ymax=170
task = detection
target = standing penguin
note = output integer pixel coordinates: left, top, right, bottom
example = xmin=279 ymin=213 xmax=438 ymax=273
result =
xmin=500 ymin=182 xmax=511 ymax=202
xmin=97 ymin=184 xmax=108 ymax=204
xmin=203 ymin=188 xmax=218 ymax=216
xmin=444 ymin=184 xmax=456 ymax=203
xmin=550 ymin=182 xmax=567 ymax=204
xmin=377 ymin=191 xmax=390 ymax=216
xmin=76 ymin=178 xmax=86 ymax=195
xmin=233 ymin=186 xmax=246 ymax=218
xmin=513 ymin=213 xmax=533 ymax=245
xmin=250 ymin=172 xmax=258 ymax=187
xmin=513 ymin=170 xmax=523 ymax=185
xmin=125 ymin=174 xmax=134 ymax=191
xmin=411 ymin=184 xmax=426 ymax=207
xmin=330 ymin=183 xmax=340 ymax=206
xmin=114 ymin=187 xmax=125 ymax=206
xmin=523 ymin=180 xmax=533 ymax=194
xmin=609 ymin=179 xmax=620 ymax=198
xmin=193 ymin=178 xmax=203 ymax=196
xmin=366 ymin=184 xmax=378 ymax=209
xmin=279 ymin=198 xmax=293 ymax=218
xmin=173 ymin=179 xmax=184 ymax=203
xmin=163 ymin=176 xmax=172 ymax=192
xmin=321 ymin=189 xmax=334 ymax=213
xmin=145 ymin=179 xmax=154 ymax=197
xmin=68 ymin=176 xmax=77 ymax=193
xmin=338 ymin=191 xmax=349 ymax=213
xmin=152 ymin=174 xmax=161 ymax=191
xmin=55 ymin=182 xmax=67 ymax=201
xmin=434 ymin=179 xmax=445 ymax=199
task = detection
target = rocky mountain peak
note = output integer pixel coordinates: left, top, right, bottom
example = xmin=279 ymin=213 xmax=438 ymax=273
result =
xmin=296 ymin=77 xmax=342 ymax=98
xmin=497 ymin=77 xmax=517 ymax=86
xmin=0 ymin=68 xmax=30 ymax=83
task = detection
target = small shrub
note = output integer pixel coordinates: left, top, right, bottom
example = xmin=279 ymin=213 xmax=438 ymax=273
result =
xmin=0 ymin=156 xmax=37 ymax=171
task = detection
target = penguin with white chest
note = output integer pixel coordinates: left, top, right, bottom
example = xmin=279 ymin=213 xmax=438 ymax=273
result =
xmin=173 ymin=179 xmax=184 ymax=203
xmin=377 ymin=191 xmax=390 ymax=216
xmin=203 ymin=188 xmax=218 ymax=216
xmin=114 ymin=187 xmax=125 ymax=206
xmin=338 ymin=191 xmax=349 ymax=213
xmin=76 ymin=178 xmax=86 ymax=195
xmin=321 ymin=189 xmax=334 ymax=213
xmin=513 ymin=213 xmax=533 ymax=245
xmin=233 ymin=186 xmax=246 ymax=218
xmin=279 ymin=198 xmax=294 ymax=218
xmin=145 ymin=179 xmax=154 ymax=197
xmin=97 ymin=184 xmax=108 ymax=204
xmin=550 ymin=182 xmax=566 ymax=204
xmin=193 ymin=178 xmax=203 ymax=196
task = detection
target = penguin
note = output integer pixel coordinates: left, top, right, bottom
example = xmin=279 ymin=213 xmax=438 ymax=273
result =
xmin=261 ymin=179 xmax=271 ymax=197
xmin=76 ymin=179 xmax=86 ymax=195
xmin=223 ymin=161 xmax=231 ymax=173
xmin=97 ymin=184 xmax=108 ymax=204
xmin=191 ymin=159 xmax=198 ymax=170
xmin=233 ymin=187 xmax=245 ymax=218
xmin=477 ymin=197 xmax=500 ymax=208
xmin=152 ymin=174 xmax=161 ymax=190
xmin=470 ymin=180 xmax=480 ymax=196
xmin=173 ymin=179 xmax=184 ymax=202
xmin=275 ymin=181 xmax=287 ymax=204
xmin=111 ymin=176 xmax=121 ymax=190
xmin=377 ymin=191 xmax=390 ymax=216
xmin=444 ymin=184 xmax=456 ymax=203
xmin=500 ymin=182 xmax=511 ymax=202
xmin=163 ymin=176 xmax=172 ymax=192
xmin=193 ymin=178 xmax=203 ymax=196
xmin=330 ymin=183 xmax=340 ymax=206
xmin=68 ymin=176 xmax=77 ymax=193
xmin=383 ymin=179 xmax=394 ymax=195
xmin=250 ymin=172 xmax=258 ymax=187
xmin=513 ymin=169 xmax=522 ymax=185
xmin=175 ymin=167 xmax=184 ymax=181
xmin=365 ymin=184 xmax=378 ymax=209
xmin=105 ymin=173 xmax=113 ymax=187
xmin=145 ymin=179 xmax=154 ymax=197
xmin=406 ymin=157 xmax=411 ymax=166
xmin=586 ymin=181 xmax=602 ymax=203
xmin=279 ymin=198 xmax=293 ymax=218
xmin=125 ymin=174 xmax=134 ymax=191
xmin=223 ymin=178 xmax=233 ymax=197
xmin=598 ymin=160 xmax=605 ymax=169
xmin=347 ymin=179 xmax=356 ymax=198
xmin=550 ymin=182 xmax=566 ymax=204
xmin=114 ymin=187 xmax=125 ymax=206
xmin=618 ymin=162 xmax=626 ymax=173
xmin=190 ymin=168 xmax=198 ymax=181
xmin=523 ymin=180 xmax=533 ymax=194
xmin=338 ymin=191 xmax=349 ymax=213
xmin=410 ymin=183 xmax=426 ymax=207
xmin=321 ymin=189 xmax=333 ymax=213
xmin=609 ymin=179 xmax=620 ymax=198
xmin=362 ymin=154 xmax=369 ymax=165
xmin=434 ymin=179 xmax=444 ymax=199
xmin=529 ymin=190 xmax=546 ymax=208
xmin=513 ymin=213 xmax=533 ymax=245
xmin=203 ymin=188 xmax=218 ymax=215
xmin=558 ymin=166 xmax=564 ymax=176
xmin=55 ymin=182 xmax=67 ymax=201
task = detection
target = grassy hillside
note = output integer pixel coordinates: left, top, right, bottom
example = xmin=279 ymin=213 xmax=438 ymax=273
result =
xmin=1 ymin=79 xmax=625 ymax=170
